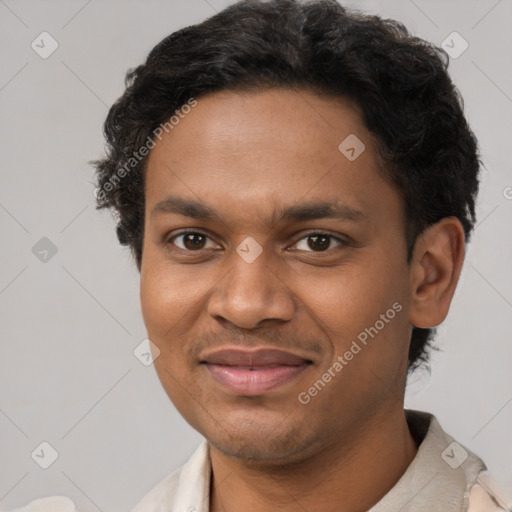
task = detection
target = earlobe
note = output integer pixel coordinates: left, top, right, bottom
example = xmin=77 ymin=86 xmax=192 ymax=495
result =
xmin=409 ymin=217 xmax=465 ymax=329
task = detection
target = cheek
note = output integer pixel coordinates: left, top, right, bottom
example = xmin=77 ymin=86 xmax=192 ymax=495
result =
xmin=304 ymin=264 xmax=410 ymax=393
xmin=140 ymin=260 xmax=202 ymax=406
xmin=140 ymin=266 xmax=170 ymax=337
xmin=301 ymin=261 xmax=406 ymax=337
xmin=301 ymin=268 xmax=410 ymax=408
xmin=140 ymin=251 xmax=203 ymax=334
xmin=139 ymin=252 xmax=216 ymax=384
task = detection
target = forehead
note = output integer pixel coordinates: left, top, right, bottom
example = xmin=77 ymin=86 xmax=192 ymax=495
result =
xmin=144 ymin=88 xmax=399 ymax=224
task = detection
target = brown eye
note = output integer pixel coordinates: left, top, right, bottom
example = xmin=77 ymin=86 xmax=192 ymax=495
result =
xmin=308 ymin=234 xmax=331 ymax=251
xmin=168 ymin=231 xmax=218 ymax=251
xmin=183 ymin=233 xmax=206 ymax=250
xmin=294 ymin=232 xmax=345 ymax=252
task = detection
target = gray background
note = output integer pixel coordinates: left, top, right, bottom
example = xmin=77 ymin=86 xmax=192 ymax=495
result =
xmin=1 ymin=0 xmax=511 ymax=510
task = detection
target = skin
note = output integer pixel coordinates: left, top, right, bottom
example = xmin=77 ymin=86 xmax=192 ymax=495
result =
xmin=139 ymin=88 xmax=465 ymax=512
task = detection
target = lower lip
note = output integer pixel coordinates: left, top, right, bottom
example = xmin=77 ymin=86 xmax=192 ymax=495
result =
xmin=204 ymin=364 xmax=309 ymax=395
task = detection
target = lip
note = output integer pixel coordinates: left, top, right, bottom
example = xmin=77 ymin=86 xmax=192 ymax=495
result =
xmin=200 ymin=347 xmax=312 ymax=396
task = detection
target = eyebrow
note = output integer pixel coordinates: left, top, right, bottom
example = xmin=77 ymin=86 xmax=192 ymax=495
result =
xmin=150 ymin=195 xmax=366 ymax=224
xmin=151 ymin=196 xmax=215 ymax=220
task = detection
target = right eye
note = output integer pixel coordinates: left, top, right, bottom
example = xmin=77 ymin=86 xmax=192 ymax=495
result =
xmin=166 ymin=231 xmax=221 ymax=252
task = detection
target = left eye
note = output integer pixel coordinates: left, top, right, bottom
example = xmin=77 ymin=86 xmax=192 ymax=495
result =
xmin=293 ymin=233 xmax=344 ymax=252
xmin=169 ymin=232 xmax=219 ymax=251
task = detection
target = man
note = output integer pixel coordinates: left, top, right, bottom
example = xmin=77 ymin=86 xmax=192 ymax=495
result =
xmin=96 ymin=0 xmax=506 ymax=510
xmin=11 ymin=0 xmax=506 ymax=511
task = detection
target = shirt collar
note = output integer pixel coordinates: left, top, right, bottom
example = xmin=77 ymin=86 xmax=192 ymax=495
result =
xmin=368 ymin=409 xmax=486 ymax=511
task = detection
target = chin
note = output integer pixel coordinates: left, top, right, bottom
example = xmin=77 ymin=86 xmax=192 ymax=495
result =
xmin=203 ymin=412 xmax=319 ymax=464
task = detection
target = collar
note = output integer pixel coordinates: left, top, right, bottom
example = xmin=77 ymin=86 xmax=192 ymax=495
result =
xmin=368 ymin=409 xmax=486 ymax=511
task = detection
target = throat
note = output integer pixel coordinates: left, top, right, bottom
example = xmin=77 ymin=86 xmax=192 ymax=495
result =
xmin=208 ymin=411 xmax=418 ymax=512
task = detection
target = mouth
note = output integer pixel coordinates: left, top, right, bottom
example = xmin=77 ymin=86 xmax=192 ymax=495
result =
xmin=200 ymin=347 xmax=313 ymax=396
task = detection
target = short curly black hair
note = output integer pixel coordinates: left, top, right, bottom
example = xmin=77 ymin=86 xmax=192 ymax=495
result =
xmin=93 ymin=0 xmax=480 ymax=372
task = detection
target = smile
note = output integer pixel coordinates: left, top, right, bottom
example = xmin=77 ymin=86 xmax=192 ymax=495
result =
xmin=200 ymin=347 xmax=313 ymax=395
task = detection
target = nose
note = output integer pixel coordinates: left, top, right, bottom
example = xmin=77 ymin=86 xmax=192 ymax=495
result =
xmin=206 ymin=247 xmax=296 ymax=330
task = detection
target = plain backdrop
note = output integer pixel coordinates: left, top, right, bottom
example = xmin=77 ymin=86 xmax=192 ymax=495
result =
xmin=1 ymin=0 xmax=511 ymax=510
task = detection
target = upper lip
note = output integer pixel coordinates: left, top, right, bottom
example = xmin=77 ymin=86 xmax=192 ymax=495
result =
xmin=200 ymin=347 xmax=312 ymax=366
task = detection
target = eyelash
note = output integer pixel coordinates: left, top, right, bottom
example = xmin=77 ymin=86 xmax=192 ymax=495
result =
xmin=165 ymin=230 xmax=348 ymax=254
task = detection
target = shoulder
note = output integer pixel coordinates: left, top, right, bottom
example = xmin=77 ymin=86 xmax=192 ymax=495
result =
xmin=7 ymin=496 xmax=76 ymax=511
xmin=131 ymin=439 xmax=210 ymax=512
xmin=131 ymin=468 xmax=182 ymax=512
xmin=467 ymin=472 xmax=511 ymax=512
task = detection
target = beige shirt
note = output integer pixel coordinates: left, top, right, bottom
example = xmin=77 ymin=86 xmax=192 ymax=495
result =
xmin=11 ymin=410 xmax=509 ymax=512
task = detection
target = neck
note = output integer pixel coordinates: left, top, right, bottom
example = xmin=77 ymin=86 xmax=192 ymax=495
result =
xmin=209 ymin=405 xmax=418 ymax=512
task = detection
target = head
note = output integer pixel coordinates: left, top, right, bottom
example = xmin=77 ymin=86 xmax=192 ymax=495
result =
xmin=93 ymin=0 xmax=480 ymax=462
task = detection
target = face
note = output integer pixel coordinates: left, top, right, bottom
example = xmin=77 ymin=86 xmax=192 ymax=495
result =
xmin=140 ymin=88 xmax=414 ymax=464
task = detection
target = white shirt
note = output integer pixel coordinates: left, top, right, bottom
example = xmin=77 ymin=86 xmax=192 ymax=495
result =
xmin=11 ymin=410 xmax=509 ymax=512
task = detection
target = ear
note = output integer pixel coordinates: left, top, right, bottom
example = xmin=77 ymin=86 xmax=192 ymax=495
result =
xmin=409 ymin=217 xmax=466 ymax=329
